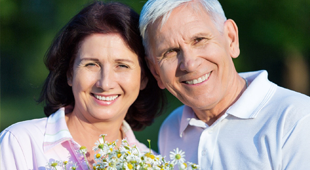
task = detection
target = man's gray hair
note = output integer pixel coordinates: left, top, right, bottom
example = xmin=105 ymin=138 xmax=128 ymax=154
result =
xmin=139 ymin=0 xmax=227 ymax=54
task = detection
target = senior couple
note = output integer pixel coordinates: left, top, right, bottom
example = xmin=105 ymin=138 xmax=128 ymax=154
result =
xmin=1 ymin=0 xmax=310 ymax=169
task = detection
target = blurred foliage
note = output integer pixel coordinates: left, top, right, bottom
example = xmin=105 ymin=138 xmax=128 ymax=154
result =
xmin=1 ymin=0 xmax=309 ymax=152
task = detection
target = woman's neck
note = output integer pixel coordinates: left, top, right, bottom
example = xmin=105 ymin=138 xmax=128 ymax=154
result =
xmin=65 ymin=112 xmax=124 ymax=167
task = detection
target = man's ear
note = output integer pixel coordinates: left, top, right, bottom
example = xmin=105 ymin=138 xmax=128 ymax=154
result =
xmin=224 ymin=19 xmax=240 ymax=59
xmin=145 ymin=56 xmax=166 ymax=89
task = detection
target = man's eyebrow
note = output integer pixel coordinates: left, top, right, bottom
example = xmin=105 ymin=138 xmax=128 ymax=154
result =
xmin=190 ymin=32 xmax=210 ymax=39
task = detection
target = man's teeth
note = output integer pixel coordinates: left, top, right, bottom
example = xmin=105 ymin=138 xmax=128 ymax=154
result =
xmin=186 ymin=72 xmax=211 ymax=85
xmin=94 ymin=95 xmax=118 ymax=101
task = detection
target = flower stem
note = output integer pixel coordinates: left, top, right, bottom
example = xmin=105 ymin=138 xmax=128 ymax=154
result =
xmin=147 ymin=139 xmax=152 ymax=153
xmin=83 ymin=153 xmax=91 ymax=170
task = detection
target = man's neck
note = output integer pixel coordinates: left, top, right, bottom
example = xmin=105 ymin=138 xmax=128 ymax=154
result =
xmin=193 ymin=75 xmax=247 ymax=126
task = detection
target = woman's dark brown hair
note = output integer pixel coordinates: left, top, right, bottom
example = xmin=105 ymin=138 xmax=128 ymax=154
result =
xmin=38 ymin=1 xmax=166 ymax=131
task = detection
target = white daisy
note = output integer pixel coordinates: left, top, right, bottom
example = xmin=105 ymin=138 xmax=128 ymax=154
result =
xmin=93 ymin=137 xmax=105 ymax=151
xmin=78 ymin=146 xmax=87 ymax=155
xmin=188 ymin=162 xmax=199 ymax=169
xmin=47 ymin=160 xmax=59 ymax=169
xmin=69 ymin=162 xmax=78 ymax=170
xmin=170 ymin=148 xmax=186 ymax=165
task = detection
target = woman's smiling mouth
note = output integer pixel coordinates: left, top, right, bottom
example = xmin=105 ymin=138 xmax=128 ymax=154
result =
xmin=93 ymin=94 xmax=119 ymax=101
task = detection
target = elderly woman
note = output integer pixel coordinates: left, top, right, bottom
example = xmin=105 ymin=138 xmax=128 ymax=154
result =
xmin=0 ymin=2 xmax=165 ymax=170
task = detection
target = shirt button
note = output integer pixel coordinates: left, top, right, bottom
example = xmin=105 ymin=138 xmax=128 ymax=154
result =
xmin=202 ymin=149 xmax=207 ymax=156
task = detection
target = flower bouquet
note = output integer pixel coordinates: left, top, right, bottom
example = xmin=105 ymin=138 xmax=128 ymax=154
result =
xmin=47 ymin=134 xmax=199 ymax=170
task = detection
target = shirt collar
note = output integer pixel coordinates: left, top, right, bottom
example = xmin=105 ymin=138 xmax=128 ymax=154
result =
xmin=43 ymin=108 xmax=73 ymax=152
xmin=43 ymin=108 xmax=139 ymax=152
xmin=179 ymin=106 xmax=208 ymax=137
xmin=227 ymin=70 xmax=276 ymax=119
xmin=121 ymin=120 xmax=137 ymax=145
xmin=178 ymin=70 xmax=276 ymax=137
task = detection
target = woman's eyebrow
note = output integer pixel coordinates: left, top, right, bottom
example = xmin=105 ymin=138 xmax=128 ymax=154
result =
xmin=114 ymin=58 xmax=134 ymax=63
xmin=79 ymin=58 xmax=99 ymax=62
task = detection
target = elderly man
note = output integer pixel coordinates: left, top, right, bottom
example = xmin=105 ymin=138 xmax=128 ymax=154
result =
xmin=139 ymin=0 xmax=310 ymax=169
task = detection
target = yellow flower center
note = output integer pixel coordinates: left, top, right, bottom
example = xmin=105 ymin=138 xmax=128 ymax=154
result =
xmin=183 ymin=162 xmax=187 ymax=168
xmin=98 ymin=144 xmax=104 ymax=149
xmin=127 ymin=163 xmax=133 ymax=169
xmin=80 ymin=146 xmax=87 ymax=150
xmin=117 ymin=153 xmax=122 ymax=158
xmin=51 ymin=162 xmax=57 ymax=167
xmin=109 ymin=162 xmax=115 ymax=167
xmin=96 ymin=153 xmax=101 ymax=158
xmin=175 ymin=154 xmax=181 ymax=160
xmin=191 ymin=163 xmax=198 ymax=169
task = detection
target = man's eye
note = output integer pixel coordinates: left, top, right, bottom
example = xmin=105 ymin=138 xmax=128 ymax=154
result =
xmin=166 ymin=49 xmax=175 ymax=54
xmin=194 ymin=37 xmax=204 ymax=44
xmin=164 ymin=49 xmax=179 ymax=58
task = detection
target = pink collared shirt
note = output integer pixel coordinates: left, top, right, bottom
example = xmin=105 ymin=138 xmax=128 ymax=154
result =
xmin=0 ymin=108 xmax=149 ymax=170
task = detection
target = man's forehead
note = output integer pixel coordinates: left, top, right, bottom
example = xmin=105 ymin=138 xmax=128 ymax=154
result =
xmin=149 ymin=1 xmax=207 ymax=31
xmin=147 ymin=4 xmax=211 ymax=40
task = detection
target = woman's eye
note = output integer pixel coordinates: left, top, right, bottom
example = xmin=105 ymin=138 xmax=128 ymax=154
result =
xmin=118 ymin=64 xmax=129 ymax=68
xmin=84 ymin=62 xmax=100 ymax=71
xmin=85 ymin=63 xmax=97 ymax=67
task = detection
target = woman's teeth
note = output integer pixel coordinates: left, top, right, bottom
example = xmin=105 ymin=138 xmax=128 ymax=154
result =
xmin=94 ymin=95 xmax=119 ymax=101
xmin=186 ymin=72 xmax=211 ymax=85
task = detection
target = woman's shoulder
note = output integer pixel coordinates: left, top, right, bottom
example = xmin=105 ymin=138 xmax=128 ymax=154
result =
xmin=1 ymin=117 xmax=48 ymax=141
xmin=0 ymin=117 xmax=50 ymax=169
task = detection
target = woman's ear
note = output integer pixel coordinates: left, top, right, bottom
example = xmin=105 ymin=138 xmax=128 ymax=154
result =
xmin=224 ymin=19 xmax=240 ymax=58
xmin=145 ymin=56 xmax=166 ymax=89
xmin=67 ymin=72 xmax=73 ymax=86
xmin=140 ymin=75 xmax=148 ymax=90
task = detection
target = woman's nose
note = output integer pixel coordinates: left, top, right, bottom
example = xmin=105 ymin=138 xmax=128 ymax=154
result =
xmin=96 ymin=68 xmax=116 ymax=91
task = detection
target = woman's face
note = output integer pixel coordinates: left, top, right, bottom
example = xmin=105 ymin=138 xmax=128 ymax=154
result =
xmin=68 ymin=33 xmax=147 ymax=123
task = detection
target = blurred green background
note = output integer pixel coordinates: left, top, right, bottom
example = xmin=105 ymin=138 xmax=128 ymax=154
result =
xmin=1 ymin=0 xmax=309 ymax=152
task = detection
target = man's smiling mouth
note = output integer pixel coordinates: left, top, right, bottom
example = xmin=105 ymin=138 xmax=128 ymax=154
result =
xmin=185 ymin=72 xmax=211 ymax=85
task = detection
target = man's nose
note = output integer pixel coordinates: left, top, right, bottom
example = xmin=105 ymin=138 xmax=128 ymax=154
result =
xmin=179 ymin=48 xmax=200 ymax=72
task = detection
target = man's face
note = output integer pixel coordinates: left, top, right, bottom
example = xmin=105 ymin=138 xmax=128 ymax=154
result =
xmin=147 ymin=4 xmax=239 ymax=112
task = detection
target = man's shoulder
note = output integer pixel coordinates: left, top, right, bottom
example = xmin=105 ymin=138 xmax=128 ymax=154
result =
xmin=264 ymin=86 xmax=310 ymax=136
xmin=161 ymin=105 xmax=185 ymax=128
xmin=158 ymin=105 xmax=185 ymax=156
xmin=273 ymin=86 xmax=310 ymax=110
xmin=159 ymin=105 xmax=185 ymax=137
